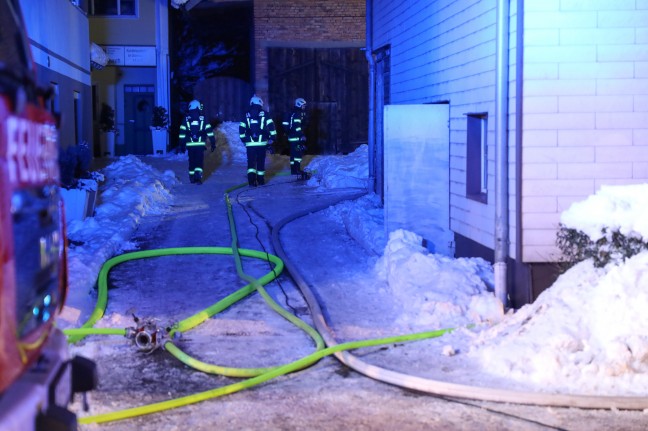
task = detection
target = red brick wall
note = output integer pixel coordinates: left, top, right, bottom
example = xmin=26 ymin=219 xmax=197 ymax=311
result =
xmin=253 ymin=0 xmax=366 ymax=101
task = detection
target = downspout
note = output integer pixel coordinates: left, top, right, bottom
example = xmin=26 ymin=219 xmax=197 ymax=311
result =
xmin=155 ymin=0 xmax=170 ymax=109
xmin=365 ymin=0 xmax=376 ymax=194
xmin=494 ymin=0 xmax=510 ymax=307
xmin=515 ymin=0 xmax=526 ymax=305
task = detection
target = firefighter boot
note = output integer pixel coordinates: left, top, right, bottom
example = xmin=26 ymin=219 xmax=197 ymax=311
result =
xmin=195 ymin=171 xmax=203 ymax=185
xmin=257 ymin=174 xmax=265 ymax=186
xmin=247 ymin=172 xmax=257 ymax=187
xmin=189 ymin=173 xmax=196 ymax=184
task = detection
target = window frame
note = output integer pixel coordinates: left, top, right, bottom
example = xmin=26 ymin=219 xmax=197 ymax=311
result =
xmin=465 ymin=113 xmax=488 ymax=204
xmin=90 ymin=0 xmax=137 ymax=17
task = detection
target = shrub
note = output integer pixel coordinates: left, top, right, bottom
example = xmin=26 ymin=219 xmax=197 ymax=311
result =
xmin=152 ymin=106 xmax=169 ymax=129
xmin=59 ymin=142 xmax=93 ymax=189
xmin=556 ymin=223 xmax=648 ymax=270
xmin=99 ymin=103 xmax=116 ymax=132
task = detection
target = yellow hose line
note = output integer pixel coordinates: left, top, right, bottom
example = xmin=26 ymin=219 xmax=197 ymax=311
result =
xmin=171 ymin=248 xmax=285 ymax=335
xmin=66 ymin=246 xmax=284 ymax=344
xmin=164 ymin=342 xmax=276 ymax=378
xmin=72 ymin=179 xmax=459 ymax=425
xmin=66 ymin=180 xmax=330 ymax=425
xmin=64 ymin=327 xmax=127 ymax=337
xmin=224 ymin=191 xmax=325 ymax=352
xmin=79 ymin=327 xmax=451 ymax=424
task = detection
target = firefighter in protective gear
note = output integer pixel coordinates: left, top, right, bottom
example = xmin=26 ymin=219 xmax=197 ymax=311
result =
xmin=178 ymin=99 xmax=215 ymax=184
xmin=239 ymin=95 xmax=277 ymax=186
xmin=283 ymin=97 xmax=307 ymax=175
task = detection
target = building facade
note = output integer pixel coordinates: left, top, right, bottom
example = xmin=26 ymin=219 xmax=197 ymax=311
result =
xmin=20 ymin=0 xmax=92 ymax=151
xmin=368 ymin=0 xmax=648 ymax=306
xmin=90 ymin=0 xmax=170 ymax=156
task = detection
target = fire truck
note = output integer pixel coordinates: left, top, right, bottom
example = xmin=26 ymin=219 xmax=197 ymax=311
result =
xmin=0 ymin=0 xmax=96 ymax=429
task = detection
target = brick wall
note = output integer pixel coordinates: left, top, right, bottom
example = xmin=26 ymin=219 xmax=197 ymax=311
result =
xmin=253 ymin=0 xmax=365 ymax=99
xmin=522 ymin=0 xmax=648 ymax=262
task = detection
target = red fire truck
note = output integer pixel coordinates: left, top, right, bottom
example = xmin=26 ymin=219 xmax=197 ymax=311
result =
xmin=0 ymin=1 xmax=96 ymax=429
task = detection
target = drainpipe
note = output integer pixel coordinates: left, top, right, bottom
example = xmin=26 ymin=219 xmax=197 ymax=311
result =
xmin=155 ymin=0 xmax=170 ymax=109
xmin=515 ymin=0 xmax=526 ymax=305
xmin=494 ymin=0 xmax=510 ymax=307
xmin=365 ymin=0 xmax=376 ymax=194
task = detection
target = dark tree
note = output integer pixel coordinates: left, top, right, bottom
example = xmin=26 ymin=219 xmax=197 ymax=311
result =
xmin=169 ymin=3 xmax=252 ymax=100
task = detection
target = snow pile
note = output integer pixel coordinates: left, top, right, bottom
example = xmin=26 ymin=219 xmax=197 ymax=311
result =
xmin=60 ymin=120 xmax=648 ymax=397
xmin=170 ymin=0 xmax=189 ymax=9
xmin=305 ymin=144 xmax=369 ymax=189
xmin=470 ymin=185 xmax=648 ymax=395
xmin=63 ymin=155 xmax=176 ymax=319
xmin=376 ymin=229 xmax=503 ymax=331
xmin=324 ymin=193 xmax=387 ymax=256
xmin=560 ymin=183 xmax=648 ymax=241
xmin=218 ymin=121 xmax=247 ymax=164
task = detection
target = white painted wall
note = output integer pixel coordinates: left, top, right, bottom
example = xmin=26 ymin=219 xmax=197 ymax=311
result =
xmin=384 ymin=104 xmax=453 ymax=256
xmin=19 ymin=0 xmax=93 ymax=148
xmin=372 ymin=0 xmax=514 ymax=256
xmin=522 ymin=0 xmax=648 ymax=262
xmin=20 ymin=0 xmax=90 ymax=85
xmin=373 ymin=0 xmax=648 ymax=264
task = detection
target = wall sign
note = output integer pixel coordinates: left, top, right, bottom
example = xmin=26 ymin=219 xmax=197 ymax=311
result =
xmin=103 ymin=46 xmax=156 ymax=67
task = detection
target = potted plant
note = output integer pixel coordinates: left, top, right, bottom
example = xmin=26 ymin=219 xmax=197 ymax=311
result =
xmin=58 ymin=141 xmax=102 ymax=222
xmin=150 ymin=106 xmax=169 ymax=155
xmin=99 ymin=103 xmax=118 ymax=157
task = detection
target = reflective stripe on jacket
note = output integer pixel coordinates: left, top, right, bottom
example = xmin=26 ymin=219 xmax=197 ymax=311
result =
xmin=179 ymin=115 xmax=214 ymax=148
xmin=239 ymin=110 xmax=276 ymax=147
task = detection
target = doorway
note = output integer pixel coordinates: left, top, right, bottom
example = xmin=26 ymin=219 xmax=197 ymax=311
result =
xmin=124 ymin=85 xmax=154 ymax=155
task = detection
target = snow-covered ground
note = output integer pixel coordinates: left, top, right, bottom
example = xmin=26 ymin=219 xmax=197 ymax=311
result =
xmin=60 ymin=121 xmax=648 ymax=401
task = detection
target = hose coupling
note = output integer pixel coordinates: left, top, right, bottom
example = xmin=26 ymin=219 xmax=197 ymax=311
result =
xmin=125 ymin=315 xmax=167 ymax=353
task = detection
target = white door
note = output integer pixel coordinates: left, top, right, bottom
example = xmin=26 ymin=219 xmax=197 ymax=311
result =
xmin=384 ymin=104 xmax=452 ymax=256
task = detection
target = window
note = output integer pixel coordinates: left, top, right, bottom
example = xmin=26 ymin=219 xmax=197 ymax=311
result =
xmin=125 ymin=84 xmax=154 ymax=97
xmin=466 ymin=113 xmax=488 ymax=203
xmin=48 ymin=82 xmax=60 ymax=114
xmin=73 ymin=91 xmax=81 ymax=145
xmin=91 ymin=0 xmax=136 ymax=16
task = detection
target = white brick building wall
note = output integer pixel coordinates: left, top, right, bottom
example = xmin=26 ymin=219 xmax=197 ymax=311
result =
xmin=371 ymin=0 xmax=648 ymax=264
xmin=373 ymin=0 xmax=504 ymax=252
xmin=522 ymin=0 xmax=648 ymax=261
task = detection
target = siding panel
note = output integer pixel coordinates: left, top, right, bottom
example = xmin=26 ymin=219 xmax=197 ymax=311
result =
xmin=523 ymin=0 xmax=648 ymax=262
xmin=374 ymin=0 xmax=501 ymax=254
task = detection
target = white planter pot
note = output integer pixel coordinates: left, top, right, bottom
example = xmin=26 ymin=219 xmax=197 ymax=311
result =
xmin=100 ymin=131 xmax=116 ymax=157
xmin=60 ymin=187 xmax=97 ymax=222
xmin=150 ymin=128 xmax=168 ymax=155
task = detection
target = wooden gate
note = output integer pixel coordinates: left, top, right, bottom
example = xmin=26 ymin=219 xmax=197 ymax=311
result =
xmin=268 ymin=47 xmax=368 ymax=155
xmin=193 ymin=77 xmax=253 ymax=122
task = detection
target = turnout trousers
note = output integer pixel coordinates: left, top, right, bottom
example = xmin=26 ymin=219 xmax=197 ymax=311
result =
xmin=246 ymin=145 xmax=267 ymax=186
xmin=188 ymin=144 xmax=206 ymax=182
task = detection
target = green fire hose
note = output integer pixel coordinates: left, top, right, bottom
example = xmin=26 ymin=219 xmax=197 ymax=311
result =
xmin=62 ymin=179 xmax=452 ymax=425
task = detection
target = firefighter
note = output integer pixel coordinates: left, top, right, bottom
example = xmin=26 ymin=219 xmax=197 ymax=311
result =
xmin=239 ymin=95 xmax=276 ymax=186
xmin=283 ymin=97 xmax=307 ymax=176
xmin=178 ymin=99 xmax=215 ymax=185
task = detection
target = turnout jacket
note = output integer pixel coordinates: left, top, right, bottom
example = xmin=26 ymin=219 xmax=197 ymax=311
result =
xmin=179 ymin=110 xmax=215 ymax=151
xmin=282 ymin=108 xmax=306 ymax=144
xmin=239 ymin=105 xmax=277 ymax=147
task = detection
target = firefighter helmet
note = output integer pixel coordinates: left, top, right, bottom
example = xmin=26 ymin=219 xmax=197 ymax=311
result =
xmin=295 ymin=98 xmax=306 ymax=108
xmin=250 ymin=95 xmax=263 ymax=107
xmin=188 ymin=99 xmax=203 ymax=111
